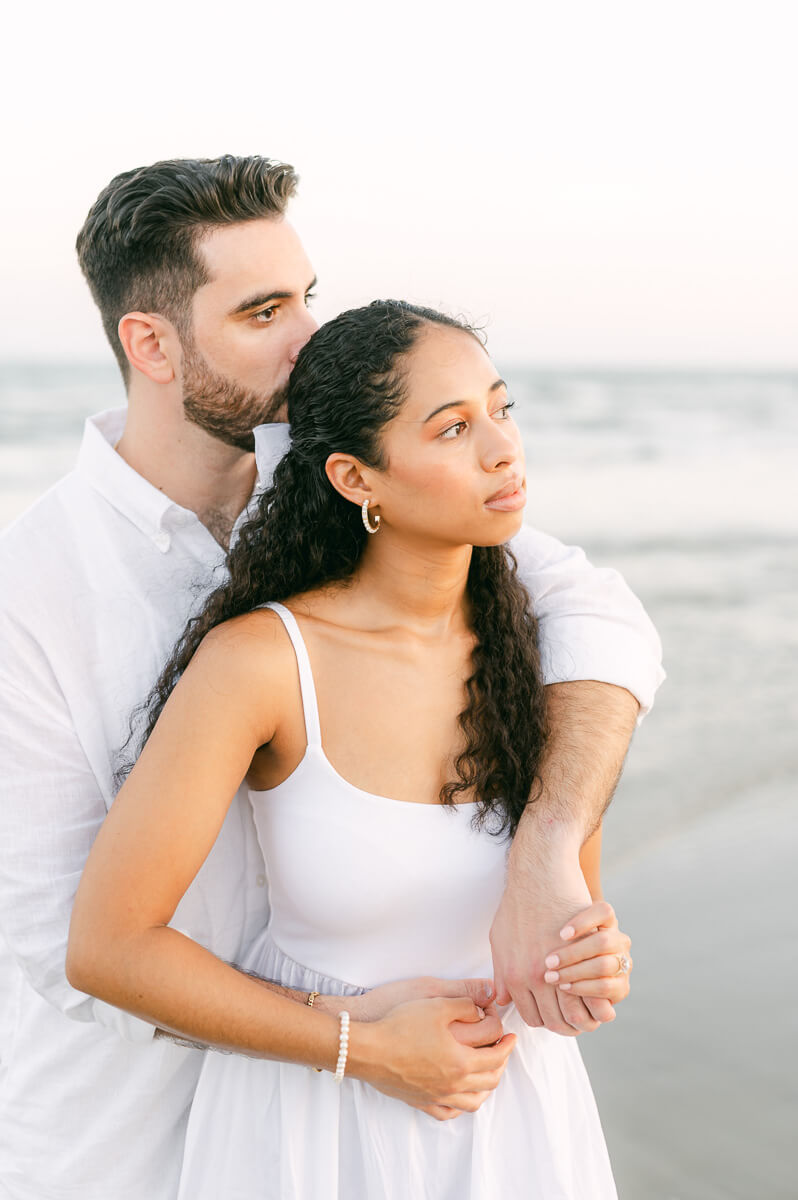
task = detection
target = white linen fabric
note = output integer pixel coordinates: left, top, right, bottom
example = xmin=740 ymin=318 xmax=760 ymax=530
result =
xmin=178 ymin=603 xmax=617 ymax=1199
xmin=0 ymin=408 xmax=660 ymax=1199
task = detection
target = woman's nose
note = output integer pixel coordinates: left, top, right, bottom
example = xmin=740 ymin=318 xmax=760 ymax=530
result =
xmin=481 ymin=418 xmax=523 ymax=472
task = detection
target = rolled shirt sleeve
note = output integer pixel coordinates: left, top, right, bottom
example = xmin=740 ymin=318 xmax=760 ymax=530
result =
xmin=509 ymin=524 xmax=665 ymax=717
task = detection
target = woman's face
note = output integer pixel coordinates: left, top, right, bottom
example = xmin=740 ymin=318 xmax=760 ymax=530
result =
xmin=373 ymin=323 xmax=526 ymax=548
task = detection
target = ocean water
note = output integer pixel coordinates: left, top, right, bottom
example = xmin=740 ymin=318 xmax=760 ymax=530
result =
xmin=2 ymin=363 xmax=795 ymax=860
xmin=2 ymin=363 xmax=797 ymax=1197
xmin=509 ymin=368 xmax=798 ymax=866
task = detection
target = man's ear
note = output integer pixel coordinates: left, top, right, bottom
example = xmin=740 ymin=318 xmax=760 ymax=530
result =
xmin=117 ymin=312 xmax=179 ymax=385
xmin=325 ymin=453 xmax=377 ymax=507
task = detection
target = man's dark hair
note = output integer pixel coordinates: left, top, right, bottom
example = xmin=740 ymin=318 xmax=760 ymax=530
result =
xmin=76 ymin=155 xmax=298 ymax=383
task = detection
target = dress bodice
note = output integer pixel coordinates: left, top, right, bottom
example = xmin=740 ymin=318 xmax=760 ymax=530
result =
xmin=247 ymin=602 xmax=510 ymax=988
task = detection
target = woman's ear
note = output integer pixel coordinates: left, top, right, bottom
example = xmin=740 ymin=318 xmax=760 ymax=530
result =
xmin=117 ymin=312 xmax=179 ymax=385
xmin=325 ymin=453 xmax=376 ymax=507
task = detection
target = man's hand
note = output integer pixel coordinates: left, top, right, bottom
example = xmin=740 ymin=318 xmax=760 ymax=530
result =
xmin=346 ymin=975 xmax=495 ymax=1023
xmin=491 ymin=835 xmax=606 ymax=1033
xmin=491 ymin=680 xmax=638 ymax=1034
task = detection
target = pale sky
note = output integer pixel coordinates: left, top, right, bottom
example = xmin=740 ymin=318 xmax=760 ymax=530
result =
xmin=2 ymin=0 xmax=796 ymax=366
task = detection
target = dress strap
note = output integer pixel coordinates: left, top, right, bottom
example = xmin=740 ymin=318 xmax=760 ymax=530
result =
xmin=261 ymin=602 xmax=323 ymax=747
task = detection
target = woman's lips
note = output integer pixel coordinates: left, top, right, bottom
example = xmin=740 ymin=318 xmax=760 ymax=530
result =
xmin=484 ymin=480 xmax=526 ymax=512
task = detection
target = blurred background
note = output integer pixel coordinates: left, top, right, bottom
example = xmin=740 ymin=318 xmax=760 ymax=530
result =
xmin=2 ymin=2 xmax=796 ymax=1196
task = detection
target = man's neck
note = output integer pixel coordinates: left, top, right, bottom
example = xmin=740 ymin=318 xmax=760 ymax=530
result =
xmin=115 ymin=399 xmax=258 ymax=549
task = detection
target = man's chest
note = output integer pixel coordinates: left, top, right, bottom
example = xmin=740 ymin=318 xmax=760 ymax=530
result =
xmin=41 ymin=545 xmax=226 ymax=800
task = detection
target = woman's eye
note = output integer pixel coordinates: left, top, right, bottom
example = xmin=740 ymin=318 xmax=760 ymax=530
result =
xmin=253 ymin=307 xmax=277 ymax=324
xmin=440 ymin=421 xmax=467 ymax=440
xmin=495 ymin=400 xmax=516 ymax=420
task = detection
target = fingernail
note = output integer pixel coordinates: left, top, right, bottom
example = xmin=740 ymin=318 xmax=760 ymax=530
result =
xmin=559 ymin=982 xmax=572 ymax=991
xmin=544 ymin=970 xmax=559 ymax=983
xmin=560 ymin=925 xmax=575 ymax=940
xmin=481 ymin=984 xmax=494 ymax=1003
xmin=545 ymin=954 xmax=559 ymax=968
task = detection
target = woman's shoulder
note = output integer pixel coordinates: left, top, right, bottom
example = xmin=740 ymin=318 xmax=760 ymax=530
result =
xmin=190 ymin=607 xmax=299 ymax=685
xmin=194 ymin=588 xmax=359 ymax=677
xmin=172 ymin=608 xmax=303 ymax=746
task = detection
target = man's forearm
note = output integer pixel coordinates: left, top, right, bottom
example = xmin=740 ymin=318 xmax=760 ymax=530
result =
xmin=518 ymin=680 xmax=639 ymax=861
xmin=536 ymin=679 xmax=638 ymax=834
xmin=246 ymin=972 xmax=347 ymax=1016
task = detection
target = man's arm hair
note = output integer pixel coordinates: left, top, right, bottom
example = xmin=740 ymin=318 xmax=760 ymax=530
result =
xmin=529 ymin=680 xmax=637 ymax=844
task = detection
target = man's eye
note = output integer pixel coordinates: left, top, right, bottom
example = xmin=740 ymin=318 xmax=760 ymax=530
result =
xmin=305 ymin=291 xmax=317 ymax=307
xmin=440 ymin=421 xmax=467 ymax=440
xmin=253 ymin=307 xmax=277 ymax=324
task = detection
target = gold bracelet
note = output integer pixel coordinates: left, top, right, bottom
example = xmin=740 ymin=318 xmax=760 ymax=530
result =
xmin=306 ymin=991 xmax=323 ymax=1071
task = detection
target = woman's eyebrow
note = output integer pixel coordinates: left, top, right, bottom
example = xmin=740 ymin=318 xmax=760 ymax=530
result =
xmin=423 ymin=378 xmax=507 ymax=423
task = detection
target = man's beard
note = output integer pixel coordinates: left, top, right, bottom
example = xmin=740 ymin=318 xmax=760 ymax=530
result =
xmin=181 ymin=341 xmax=287 ymax=452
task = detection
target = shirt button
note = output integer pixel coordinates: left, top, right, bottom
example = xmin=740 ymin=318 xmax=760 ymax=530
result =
xmin=256 ymin=873 xmax=266 ymax=887
xmin=154 ymin=532 xmax=171 ymax=552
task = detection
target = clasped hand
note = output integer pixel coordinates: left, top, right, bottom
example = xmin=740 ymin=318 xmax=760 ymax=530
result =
xmin=339 ymin=889 xmax=632 ymax=1122
xmin=492 ymin=885 xmax=633 ymax=1035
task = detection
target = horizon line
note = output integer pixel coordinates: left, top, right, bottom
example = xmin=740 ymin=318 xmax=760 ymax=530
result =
xmin=1 ymin=357 xmax=797 ymax=376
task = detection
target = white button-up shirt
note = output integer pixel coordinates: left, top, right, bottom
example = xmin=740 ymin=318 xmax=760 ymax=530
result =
xmin=0 ymin=408 xmax=663 ymax=1199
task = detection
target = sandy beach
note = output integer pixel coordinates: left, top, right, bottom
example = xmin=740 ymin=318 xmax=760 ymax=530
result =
xmin=582 ymin=776 xmax=797 ymax=1200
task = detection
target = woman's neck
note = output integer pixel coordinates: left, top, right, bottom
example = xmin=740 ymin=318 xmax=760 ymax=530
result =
xmin=342 ymin=536 xmax=473 ymax=639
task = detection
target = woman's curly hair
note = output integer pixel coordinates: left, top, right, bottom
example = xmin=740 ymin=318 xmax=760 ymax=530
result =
xmin=133 ymin=300 xmax=547 ymax=837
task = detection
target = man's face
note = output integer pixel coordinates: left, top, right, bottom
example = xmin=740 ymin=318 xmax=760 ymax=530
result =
xmin=180 ymin=218 xmax=318 ymax=451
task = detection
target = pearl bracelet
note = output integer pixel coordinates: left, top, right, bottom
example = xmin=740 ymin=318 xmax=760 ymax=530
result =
xmin=333 ymin=1011 xmax=350 ymax=1083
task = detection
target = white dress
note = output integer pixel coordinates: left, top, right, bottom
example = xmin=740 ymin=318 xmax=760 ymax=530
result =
xmin=178 ymin=603 xmax=617 ymax=1199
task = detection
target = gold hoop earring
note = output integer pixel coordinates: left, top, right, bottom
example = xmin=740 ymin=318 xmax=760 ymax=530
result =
xmin=361 ymin=499 xmax=381 ymax=534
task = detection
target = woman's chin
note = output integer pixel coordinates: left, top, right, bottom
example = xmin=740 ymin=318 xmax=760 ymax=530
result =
xmin=471 ymin=508 xmax=526 ymax=547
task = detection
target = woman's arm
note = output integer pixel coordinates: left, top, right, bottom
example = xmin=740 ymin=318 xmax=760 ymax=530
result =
xmin=579 ymin=825 xmax=603 ymax=900
xmin=67 ymin=614 xmax=513 ymax=1116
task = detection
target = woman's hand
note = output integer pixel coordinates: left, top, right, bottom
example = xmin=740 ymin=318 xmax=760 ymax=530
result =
xmin=351 ymin=997 xmax=515 ymax=1122
xmin=541 ymin=900 xmax=632 ymax=1010
xmin=341 ymin=979 xmax=511 ymax=1120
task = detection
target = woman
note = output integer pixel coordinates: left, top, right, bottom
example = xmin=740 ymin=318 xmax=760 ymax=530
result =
xmin=68 ymin=301 xmax=631 ymax=1198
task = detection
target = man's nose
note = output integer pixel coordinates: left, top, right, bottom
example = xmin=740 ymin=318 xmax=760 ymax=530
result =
xmin=289 ymin=308 xmax=319 ymax=364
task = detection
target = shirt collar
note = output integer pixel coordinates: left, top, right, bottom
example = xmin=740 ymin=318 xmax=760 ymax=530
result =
xmin=77 ymin=409 xmax=180 ymax=547
xmin=253 ymin=421 xmax=291 ymax=490
xmin=76 ymin=409 xmax=292 ymax=549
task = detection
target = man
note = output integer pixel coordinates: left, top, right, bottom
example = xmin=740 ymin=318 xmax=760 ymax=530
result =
xmin=0 ymin=155 xmax=663 ymax=1199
